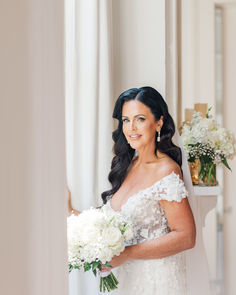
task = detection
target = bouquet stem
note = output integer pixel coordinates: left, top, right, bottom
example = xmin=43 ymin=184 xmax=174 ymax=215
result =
xmin=100 ymin=271 xmax=119 ymax=293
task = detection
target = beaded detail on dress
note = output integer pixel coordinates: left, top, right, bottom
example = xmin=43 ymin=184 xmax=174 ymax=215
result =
xmin=105 ymin=171 xmax=189 ymax=295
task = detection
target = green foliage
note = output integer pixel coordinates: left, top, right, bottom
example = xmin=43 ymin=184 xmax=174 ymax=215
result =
xmin=84 ymin=262 xmax=91 ymax=272
xmin=206 ymin=107 xmax=212 ymax=118
xmin=92 ymin=261 xmax=101 ymax=276
xmin=222 ymin=157 xmax=232 ymax=171
xmin=120 ymin=223 xmax=128 ymax=235
xmin=104 ymin=262 xmax=112 ymax=268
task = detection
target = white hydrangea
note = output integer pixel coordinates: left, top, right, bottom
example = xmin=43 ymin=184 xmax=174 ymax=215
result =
xmin=67 ymin=204 xmax=134 ymax=267
xmin=181 ymin=110 xmax=236 ymax=167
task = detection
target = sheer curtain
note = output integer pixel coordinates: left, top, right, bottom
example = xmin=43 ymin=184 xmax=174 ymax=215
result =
xmin=65 ymin=0 xmax=114 ymax=293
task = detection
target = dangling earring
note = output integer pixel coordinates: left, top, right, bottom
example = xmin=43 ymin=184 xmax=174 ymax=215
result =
xmin=157 ymin=130 xmax=161 ymax=142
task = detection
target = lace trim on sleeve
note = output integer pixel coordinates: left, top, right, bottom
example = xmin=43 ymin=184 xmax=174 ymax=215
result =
xmin=152 ymin=171 xmax=188 ymax=202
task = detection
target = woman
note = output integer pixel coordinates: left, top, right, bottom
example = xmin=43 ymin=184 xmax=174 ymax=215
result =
xmin=100 ymin=86 xmax=196 ymax=295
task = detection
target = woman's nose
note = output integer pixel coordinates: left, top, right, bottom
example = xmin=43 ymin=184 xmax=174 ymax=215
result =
xmin=130 ymin=120 xmax=137 ymax=130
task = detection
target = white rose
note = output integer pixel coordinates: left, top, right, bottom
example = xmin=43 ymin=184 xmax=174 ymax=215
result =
xmin=102 ymin=227 xmax=124 ymax=254
xmin=124 ymin=226 xmax=134 ymax=241
xmin=97 ymin=247 xmax=113 ymax=264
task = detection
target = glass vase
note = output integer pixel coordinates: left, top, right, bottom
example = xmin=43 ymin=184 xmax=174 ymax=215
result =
xmin=188 ymin=159 xmax=199 ymax=185
xmin=198 ymin=160 xmax=218 ymax=186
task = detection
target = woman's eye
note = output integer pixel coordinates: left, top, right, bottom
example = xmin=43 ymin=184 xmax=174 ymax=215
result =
xmin=137 ymin=117 xmax=145 ymax=122
xmin=122 ymin=117 xmax=145 ymax=123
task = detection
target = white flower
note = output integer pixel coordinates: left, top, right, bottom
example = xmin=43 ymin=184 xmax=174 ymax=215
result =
xmin=181 ymin=109 xmax=236 ymax=166
xmin=102 ymin=226 xmax=124 ymax=254
xmin=123 ymin=226 xmax=134 ymax=241
xmin=67 ymin=204 xmax=134 ymax=269
xmin=67 ymin=204 xmax=135 ymax=293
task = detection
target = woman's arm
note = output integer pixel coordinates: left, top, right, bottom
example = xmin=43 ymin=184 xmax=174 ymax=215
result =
xmin=127 ymin=197 xmax=196 ymax=260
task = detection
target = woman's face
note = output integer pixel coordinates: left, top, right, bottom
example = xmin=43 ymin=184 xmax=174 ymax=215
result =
xmin=122 ymin=100 xmax=162 ymax=150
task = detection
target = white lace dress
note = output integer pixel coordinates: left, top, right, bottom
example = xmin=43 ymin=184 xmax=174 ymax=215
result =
xmin=105 ymin=171 xmax=189 ymax=295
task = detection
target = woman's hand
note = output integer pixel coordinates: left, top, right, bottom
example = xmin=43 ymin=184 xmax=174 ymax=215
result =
xmin=67 ymin=188 xmax=81 ymax=216
xmin=68 ymin=208 xmax=81 ymax=216
xmin=100 ymin=248 xmax=130 ymax=272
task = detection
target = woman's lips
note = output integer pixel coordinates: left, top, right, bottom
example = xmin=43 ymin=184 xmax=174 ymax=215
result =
xmin=129 ymin=134 xmax=142 ymax=140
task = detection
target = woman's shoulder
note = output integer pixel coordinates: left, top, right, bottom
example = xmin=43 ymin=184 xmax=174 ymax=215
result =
xmin=151 ymin=155 xmax=182 ymax=181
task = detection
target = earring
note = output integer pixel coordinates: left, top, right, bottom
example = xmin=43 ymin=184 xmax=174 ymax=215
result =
xmin=157 ymin=130 xmax=161 ymax=142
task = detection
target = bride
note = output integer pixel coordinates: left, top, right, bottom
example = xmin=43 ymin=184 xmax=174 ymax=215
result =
xmin=68 ymin=86 xmax=212 ymax=294
xmin=99 ymin=86 xmax=211 ymax=294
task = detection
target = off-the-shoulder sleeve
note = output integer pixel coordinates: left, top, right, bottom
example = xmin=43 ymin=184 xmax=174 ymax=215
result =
xmin=156 ymin=171 xmax=188 ymax=202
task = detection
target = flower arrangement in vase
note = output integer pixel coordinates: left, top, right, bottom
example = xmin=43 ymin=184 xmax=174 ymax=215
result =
xmin=181 ymin=108 xmax=236 ymax=186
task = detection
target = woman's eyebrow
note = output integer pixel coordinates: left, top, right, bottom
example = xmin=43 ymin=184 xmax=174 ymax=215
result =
xmin=122 ymin=114 xmax=146 ymax=118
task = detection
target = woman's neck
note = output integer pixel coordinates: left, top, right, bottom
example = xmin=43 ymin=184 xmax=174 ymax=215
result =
xmin=133 ymin=146 xmax=166 ymax=166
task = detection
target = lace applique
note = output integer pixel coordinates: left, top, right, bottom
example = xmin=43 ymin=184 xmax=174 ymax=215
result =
xmin=149 ymin=171 xmax=188 ymax=202
xmin=109 ymin=171 xmax=188 ymax=245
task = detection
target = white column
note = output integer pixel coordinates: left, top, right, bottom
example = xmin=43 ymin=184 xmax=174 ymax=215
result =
xmin=0 ymin=1 xmax=68 ymax=295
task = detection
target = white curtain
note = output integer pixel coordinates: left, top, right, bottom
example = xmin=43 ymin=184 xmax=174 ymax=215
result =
xmin=65 ymin=0 xmax=114 ymax=293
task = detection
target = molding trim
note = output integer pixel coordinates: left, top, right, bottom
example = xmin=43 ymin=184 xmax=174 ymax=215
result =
xmin=215 ymin=0 xmax=236 ymax=7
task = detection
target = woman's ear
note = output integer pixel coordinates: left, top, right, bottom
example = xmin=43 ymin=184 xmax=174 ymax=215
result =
xmin=156 ymin=115 xmax=164 ymax=131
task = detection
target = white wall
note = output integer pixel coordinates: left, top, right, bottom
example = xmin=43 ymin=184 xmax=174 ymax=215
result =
xmin=181 ymin=0 xmax=215 ymax=120
xmin=221 ymin=4 xmax=236 ymax=294
xmin=0 ymin=1 xmax=68 ymax=294
xmin=112 ymin=0 xmax=166 ymax=99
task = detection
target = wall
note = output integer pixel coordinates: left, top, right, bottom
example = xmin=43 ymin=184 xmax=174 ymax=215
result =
xmin=112 ymin=0 xmax=166 ymax=100
xmin=0 ymin=1 xmax=68 ymax=294
xmin=181 ymin=0 xmax=215 ymax=120
xmin=221 ymin=3 xmax=236 ymax=294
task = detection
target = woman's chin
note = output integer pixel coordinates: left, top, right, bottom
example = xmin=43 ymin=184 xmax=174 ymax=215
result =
xmin=129 ymin=142 xmax=141 ymax=150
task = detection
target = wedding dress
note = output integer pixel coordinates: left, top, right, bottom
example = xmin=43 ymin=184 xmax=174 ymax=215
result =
xmin=105 ymin=171 xmax=189 ymax=295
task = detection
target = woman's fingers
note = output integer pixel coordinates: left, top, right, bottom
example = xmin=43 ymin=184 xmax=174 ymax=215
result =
xmin=72 ymin=209 xmax=80 ymax=216
xmin=68 ymin=208 xmax=81 ymax=216
xmin=100 ymin=269 xmax=107 ymax=272
xmin=100 ymin=265 xmax=111 ymax=272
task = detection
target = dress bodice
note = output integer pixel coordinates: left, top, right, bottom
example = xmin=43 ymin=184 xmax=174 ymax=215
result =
xmin=108 ymin=171 xmax=188 ymax=245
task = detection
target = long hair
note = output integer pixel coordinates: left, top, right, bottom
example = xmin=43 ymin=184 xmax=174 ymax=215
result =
xmin=101 ymin=86 xmax=182 ymax=204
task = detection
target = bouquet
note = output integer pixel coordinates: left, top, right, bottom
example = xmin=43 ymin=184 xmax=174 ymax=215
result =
xmin=67 ymin=203 xmax=134 ymax=292
xmin=181 ymin=108 xmax=236 ymax=184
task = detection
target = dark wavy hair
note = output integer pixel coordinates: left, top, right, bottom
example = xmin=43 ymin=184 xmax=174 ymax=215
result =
xmin=101 ymin=86 xmax=182 ymax=204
